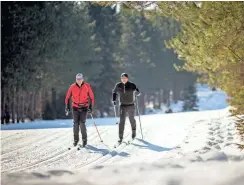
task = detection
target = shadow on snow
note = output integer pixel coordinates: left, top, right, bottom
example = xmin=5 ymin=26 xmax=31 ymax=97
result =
xmin=132 ymin=138 xmax=175 ymax=152
xmin=86 ymin=145 xmax=129 ymax=157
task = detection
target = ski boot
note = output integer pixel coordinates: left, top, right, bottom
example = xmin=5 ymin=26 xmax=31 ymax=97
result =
xmin=82 ymin=139 xmax=87 ymax=147
xmin=73 ymin=141 xmax=78 ymax=147
xmin=118 ymin=137 xmax=123 ymax=144
xmin=132 ymin=130 xmax=136 ymax=140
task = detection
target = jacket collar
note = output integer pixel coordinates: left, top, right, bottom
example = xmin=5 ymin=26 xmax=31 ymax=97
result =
xmin=76 ymin=82 xmax=84 ymax=88
xmin=122 ymin=81 xmax=129 ymax=85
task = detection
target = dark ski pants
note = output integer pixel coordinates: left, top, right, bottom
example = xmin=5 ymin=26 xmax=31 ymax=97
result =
xmin=72 ymin=107 xmax=88 ymax=143
xmin=119 ymin=105 xmax=136 ymax=139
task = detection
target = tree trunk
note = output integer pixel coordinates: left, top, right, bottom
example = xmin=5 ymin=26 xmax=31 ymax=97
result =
xmin=153 ymin=92 xmax=157 ymax=108
xmin=100 ymin=105 xmax=104 ymax=118
xmin=41 ymin=89 xmax=48 ymax=119
xmin=21 ymin=92 xmax=25 ymax=122
xmin=159 ymin=89 xmax=163 ymax=108
xmin=172 ymin=80 xmax=181 ymax=102
xmin=5 ymin=90 xmax=10 ymax=124
xmin=145 ymin=93 xmax=149 ymax=106
xmin=35 ymin=91 xmax=42 ymax=119
xmin=173 ymin=87 xmax=181 ymax=102
xmin=40 ymin=89 xmax=44 ymax=119
xmin=162 ymin=89 xmax=167 ymax=104
xmin=141 ymin=93 xmax=146 ymax=115
xmin=11 ymin=87 xmax=16 ymax=123
xmin=16 ymin=88 xmax=20 ymax=123
xmin=51 ymin=88 xmax=57 ymax=119
xmin=163 ymin=89 xmax=170 ymax=107
xmin=25 ymin=92 xmax=32 ymax=120
xmin=1 ymin=88 xmax=5 ymax=124
xmin=30 ymin=92 xmax=35 ymax=121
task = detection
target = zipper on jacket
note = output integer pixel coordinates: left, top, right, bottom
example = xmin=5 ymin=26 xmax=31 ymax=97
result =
xmin=79 ymin=86 xmax=81 ymax=103
xmin=124 ymin=84 xmax=125 ymax=93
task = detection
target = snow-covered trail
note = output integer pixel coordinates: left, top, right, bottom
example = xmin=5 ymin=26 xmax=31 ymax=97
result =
xmin=1 ymin=108 xmax=244 ymax=185
xmin=1 ymin=108 xmax=231 ymax=173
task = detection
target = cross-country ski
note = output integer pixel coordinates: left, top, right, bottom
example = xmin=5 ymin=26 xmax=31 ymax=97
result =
xmin=113 ymin=139 xmax=134 ymax=148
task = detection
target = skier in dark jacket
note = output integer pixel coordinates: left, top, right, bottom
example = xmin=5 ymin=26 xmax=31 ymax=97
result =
xmin=65 ymin=73 xmax=94 ymax=147
xmin=112 ymin=73 xmax=140 ymax=143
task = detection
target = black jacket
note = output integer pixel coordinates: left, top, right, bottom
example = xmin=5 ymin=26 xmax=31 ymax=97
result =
xmin=112 ymin=81 xmax=140 ymax=105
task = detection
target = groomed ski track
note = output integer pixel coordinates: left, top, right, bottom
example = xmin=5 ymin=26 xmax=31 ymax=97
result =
xmin=2 ymin=108 xmax=236 ymax=173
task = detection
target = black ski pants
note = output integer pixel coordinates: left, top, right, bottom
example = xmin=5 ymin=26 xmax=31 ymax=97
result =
xmin=72 ymin=107 xmax=88 ymax=143
xmin=119 ymin=104 xmax=136 ymax=139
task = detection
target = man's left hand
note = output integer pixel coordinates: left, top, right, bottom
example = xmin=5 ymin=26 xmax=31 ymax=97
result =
xmin=88 ymin=105 xmax=92 ymax=113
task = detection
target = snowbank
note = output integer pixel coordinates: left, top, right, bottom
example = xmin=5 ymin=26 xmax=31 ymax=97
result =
xmin=2 ymin=161 xmax=244 ymax=185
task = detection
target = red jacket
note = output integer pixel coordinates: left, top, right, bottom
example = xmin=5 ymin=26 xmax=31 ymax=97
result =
xmin=65 ymin=82 xmax=94 ymax=108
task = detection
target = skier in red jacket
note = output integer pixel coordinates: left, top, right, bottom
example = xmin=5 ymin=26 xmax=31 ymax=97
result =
xmin=65 ymin=73 xmax=94 ymax=147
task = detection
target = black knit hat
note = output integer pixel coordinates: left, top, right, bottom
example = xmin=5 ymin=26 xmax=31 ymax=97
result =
xmin=121 ymin=73 xmax=129 ymax=78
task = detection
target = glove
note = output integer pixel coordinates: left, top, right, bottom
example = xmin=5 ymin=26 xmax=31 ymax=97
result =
xmin=136 ymin=92 xmax=141 ymax=97
xmin=87 ymin=105 xmax=92 ymax=113
xmin=65 ymin=104 xmax=70 ymax=113
xmin=65 ymin=104 xmax=70 ymax=116
xmin=112 ymin=101 xmax=116 ymax=106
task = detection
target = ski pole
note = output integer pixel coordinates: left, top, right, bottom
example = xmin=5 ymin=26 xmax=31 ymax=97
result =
xmin=135 ymin=96 xmax=143 ymax=140
xmin=90 ymin=113 xmax=103 ymax=142
xmin=113 ymin=105 xmax=119 ymax=124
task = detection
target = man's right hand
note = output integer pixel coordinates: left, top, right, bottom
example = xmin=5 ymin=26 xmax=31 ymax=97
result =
xmin=65 ymin=104 xmax=70 ymax=115
xmin=112 ymin=101 xmax=116 ymax=106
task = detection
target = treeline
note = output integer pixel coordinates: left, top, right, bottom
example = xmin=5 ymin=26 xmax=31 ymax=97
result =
xmin=1 ymin=2 xmax=196 ymax=123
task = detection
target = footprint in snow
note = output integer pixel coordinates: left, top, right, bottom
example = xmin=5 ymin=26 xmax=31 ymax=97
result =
xmin=199 ymin=146 xmax=211 ymax=154
xmin=206 ymin=141 xmax=217 ymax=147
xmin=224 ymin=143 xmax=233 ymax=147
xmin=228 ymin=128 xmax=235 ymax=132
xmin=209 ymin=127 xmax=214 ymax=131
xmin=199 ymin=150 xmax=209 ymax=154
xmin=227 ymin=137 xmax=234 ymax=141
xmin=208 ymin=137 xmax=215 ymax=141
xmin=218 ymin=135 xmax=225 ymax=139
xmin=208 ymin=131 xmax=214 ymax=135
xmin=215 ymin=139 xmax=224 ymax=144
xmin=227 ymin=132 xmax=234 ymax=136
xmin=214 ymin=145 xmax=221 ymax=150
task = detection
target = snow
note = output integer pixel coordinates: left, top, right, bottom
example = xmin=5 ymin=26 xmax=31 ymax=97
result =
xmin=196 ymin=84 xmax=228 ymax=111
xmin=147 ymin=83 xmax=228 ymax=114
xmin=1 ymin=84 xmax=244 ymax=185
